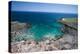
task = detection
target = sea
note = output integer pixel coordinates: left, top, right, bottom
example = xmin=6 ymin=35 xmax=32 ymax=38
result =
xmin=11 ymin=11 xmax=78 ymax=41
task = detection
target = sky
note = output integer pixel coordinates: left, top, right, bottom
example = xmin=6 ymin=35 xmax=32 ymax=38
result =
xmin=11 ymin=0 xmax=78 ymax=5
xmin=11 ymin=1 xmax=78 ymax=14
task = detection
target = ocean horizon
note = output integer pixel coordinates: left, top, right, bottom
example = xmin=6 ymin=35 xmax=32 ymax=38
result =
xmin=11 ymin=11 xmax=77 ymax=24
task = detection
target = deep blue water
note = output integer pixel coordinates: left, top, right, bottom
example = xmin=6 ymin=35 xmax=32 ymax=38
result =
xmin=11 ymin=11 xmax=77 ymax=24
xmin=11 ymin=11 xmax=78 ymax=41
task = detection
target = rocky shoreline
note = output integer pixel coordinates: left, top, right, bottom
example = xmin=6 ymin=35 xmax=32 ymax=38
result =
xmin=11 ymin=33 xmax=78 ymax=53
xmin=10 ymin=21 xmax=78 ymax=53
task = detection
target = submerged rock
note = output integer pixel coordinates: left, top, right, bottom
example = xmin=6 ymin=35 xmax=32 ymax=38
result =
xmin=11 ymin=21 xmax=31 ymax=32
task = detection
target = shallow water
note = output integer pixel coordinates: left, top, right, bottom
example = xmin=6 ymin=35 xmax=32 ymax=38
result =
xmin=28 ymin=22 xmax=63 ymax=41
xmin=11 ymin=22 xmax=64 ymax=42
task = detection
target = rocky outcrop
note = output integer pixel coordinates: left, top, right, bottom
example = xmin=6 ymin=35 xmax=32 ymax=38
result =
xmin=11 ymin=21 xmax=31 ymax=32
xmin=11 ymin=34 xmax=78 ymax=53
xmin=11 ymin=21 xmax=31 ymax=38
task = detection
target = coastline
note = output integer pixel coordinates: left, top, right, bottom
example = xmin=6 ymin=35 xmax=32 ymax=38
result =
xmin=10 ymin=20 xmax=78 ymax=52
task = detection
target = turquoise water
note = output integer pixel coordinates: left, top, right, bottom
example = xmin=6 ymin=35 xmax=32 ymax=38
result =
xmin=11 ymin=11 xmax=77 ymax=41
xmin=28 ymin=22 xmax=63 ymax=41
xmin=12 ymin=22 xmax=64 ymax=42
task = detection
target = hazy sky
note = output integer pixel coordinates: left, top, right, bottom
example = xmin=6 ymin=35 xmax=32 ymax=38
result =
xmin=11 ymin=1 xmax=78 ymax=14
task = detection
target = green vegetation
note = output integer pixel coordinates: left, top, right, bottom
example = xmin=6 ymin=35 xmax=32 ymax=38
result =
xmin=62 ymin=18 xmax=77 ymax=23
